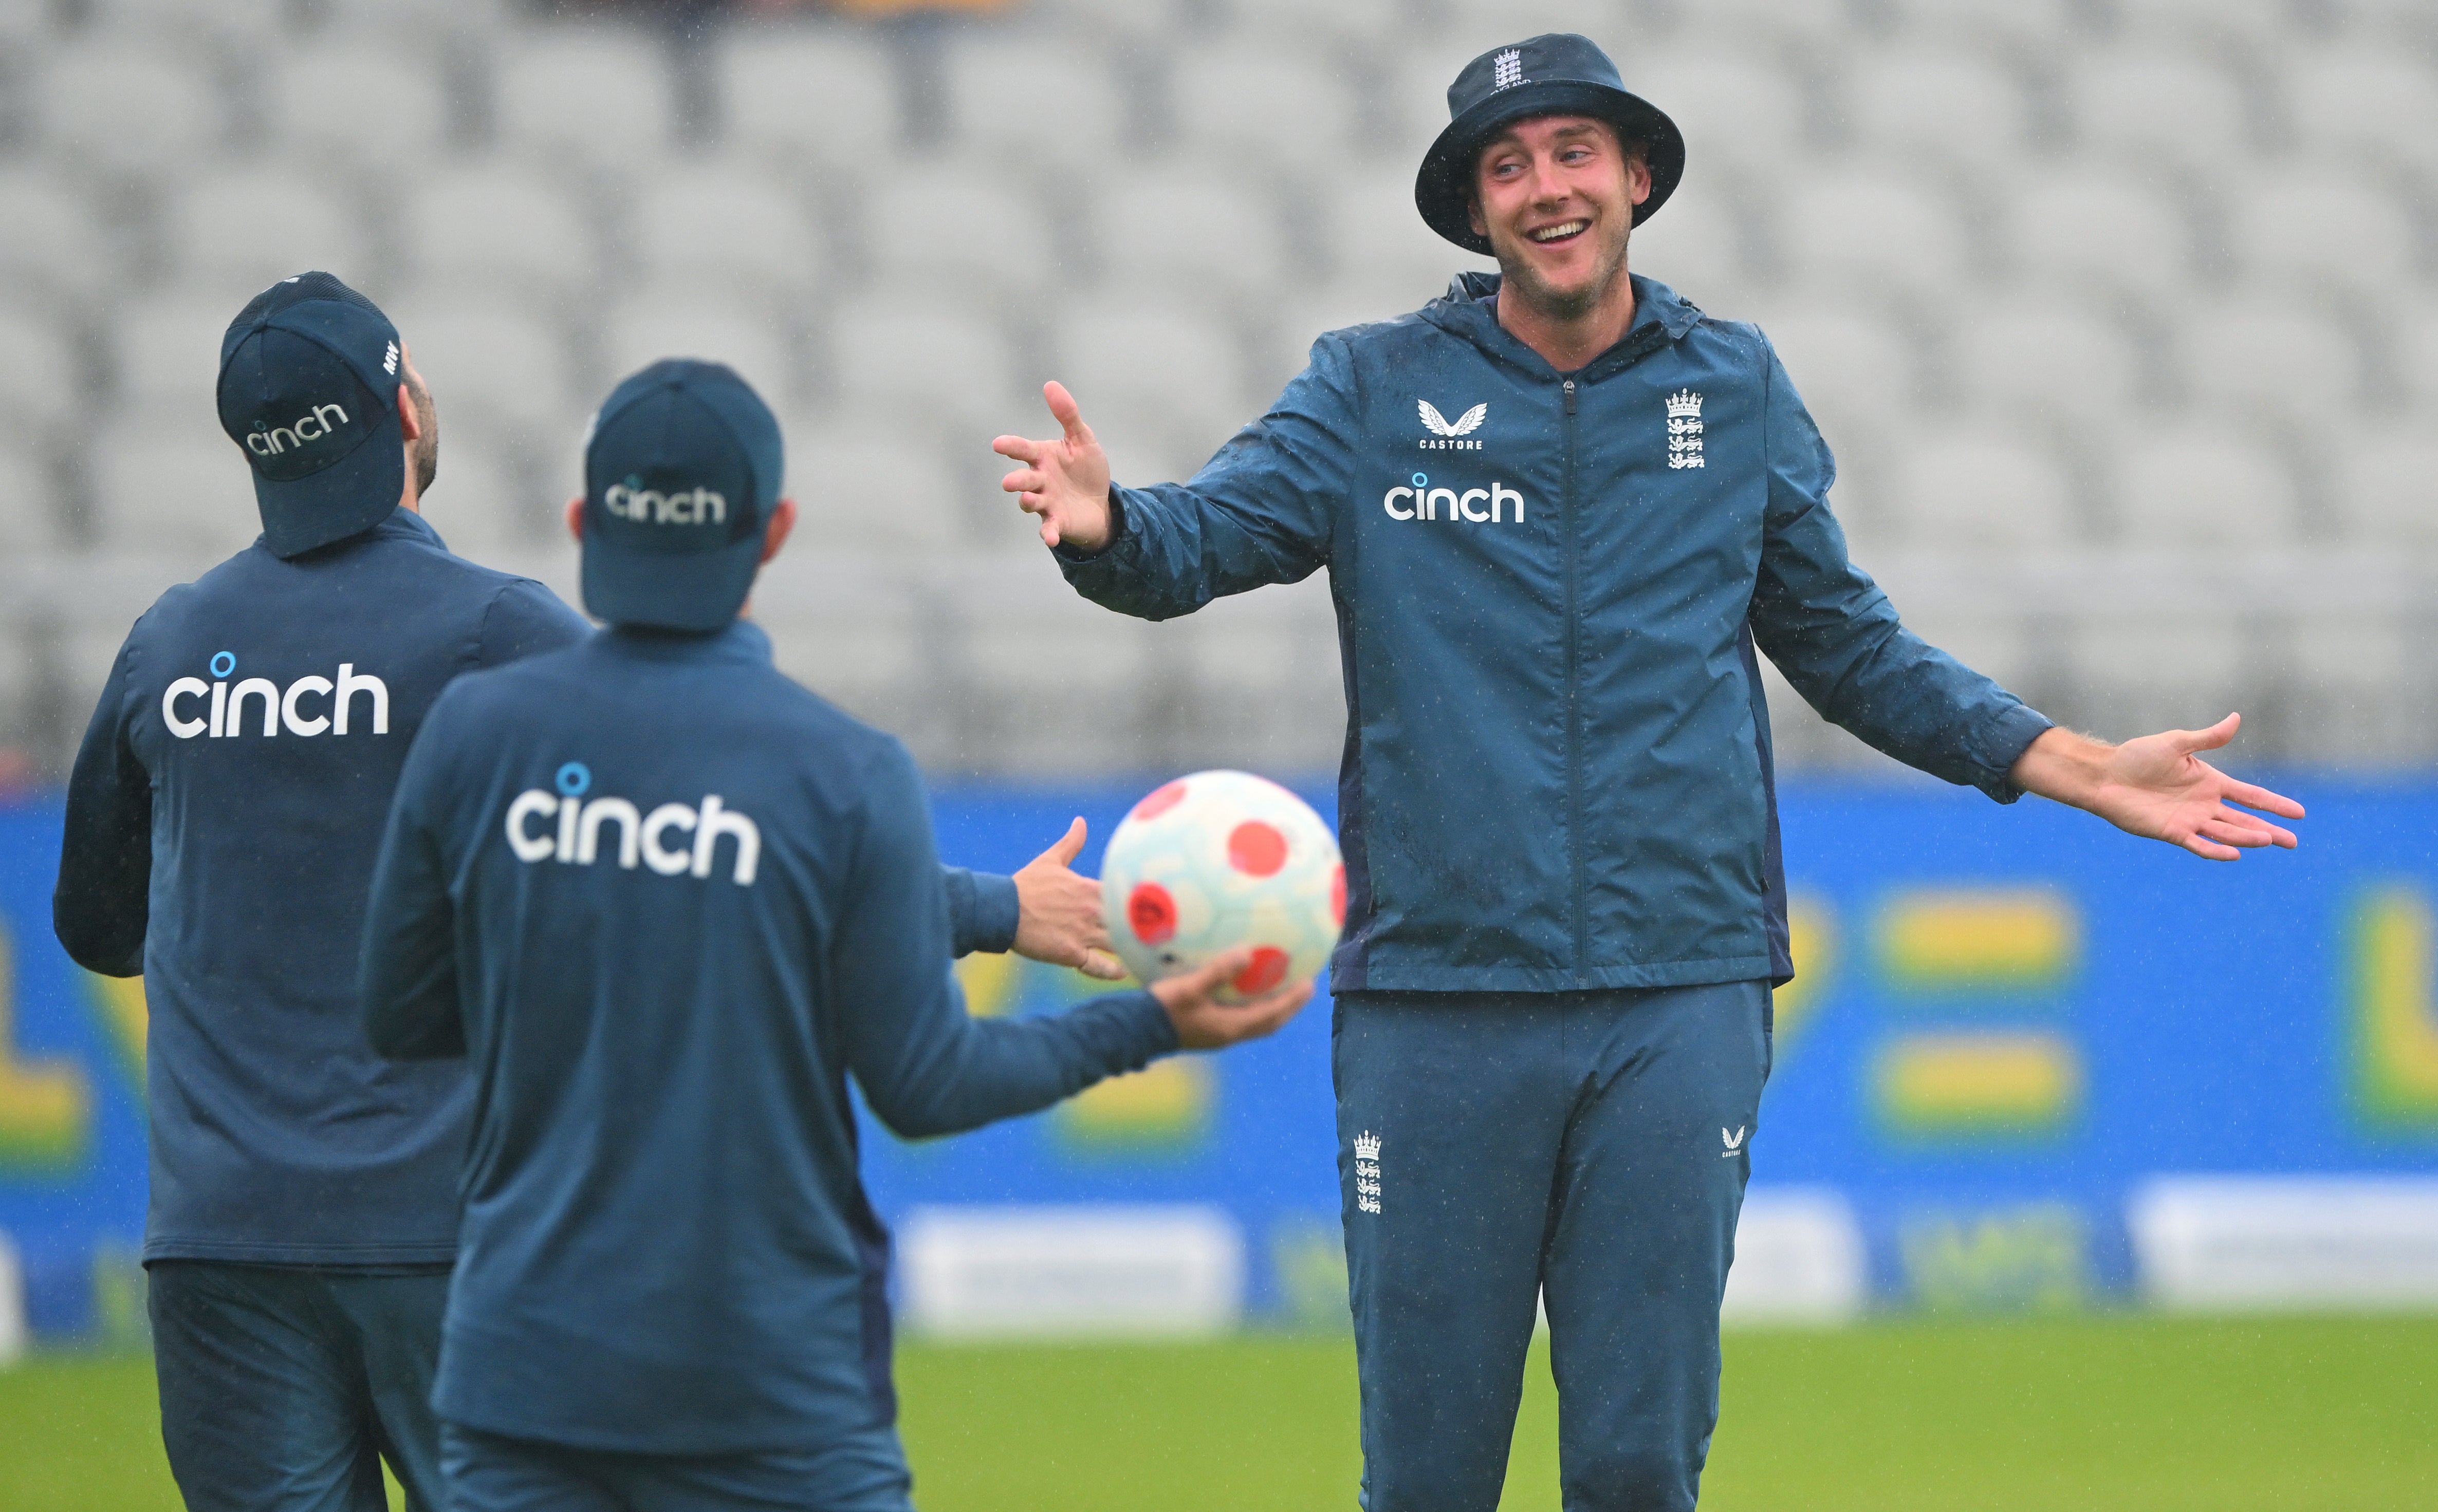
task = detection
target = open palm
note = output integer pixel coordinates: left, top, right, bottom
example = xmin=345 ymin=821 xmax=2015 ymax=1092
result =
xmin=2070 ymin=715 xmax=2303 ymax=861
xmin=993 ymin=382 xmax=1114 ymax=552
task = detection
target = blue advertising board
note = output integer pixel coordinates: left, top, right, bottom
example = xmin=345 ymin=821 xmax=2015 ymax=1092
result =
xmin=2 ymin=776 xmax=2434 ymax=1337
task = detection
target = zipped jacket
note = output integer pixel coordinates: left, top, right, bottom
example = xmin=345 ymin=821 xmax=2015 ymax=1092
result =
xmin=1059 ymin=274 xmax=2053 ymax=993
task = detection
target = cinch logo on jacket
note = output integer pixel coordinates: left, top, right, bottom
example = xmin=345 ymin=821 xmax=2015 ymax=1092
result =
xmin=504 ymin=761 xmax=761 ymax=885
xmin=161 ymin=652 xmax=389 ymax=739
xmin=1383 ymin=472 xmax=1526 ymax=523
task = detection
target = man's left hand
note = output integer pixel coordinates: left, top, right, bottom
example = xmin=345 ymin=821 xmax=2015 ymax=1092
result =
xmin=1012 ymin=817 xmax=1126 ymax=978
xmin=2008 ymin=714 xmax=2304 ymax=862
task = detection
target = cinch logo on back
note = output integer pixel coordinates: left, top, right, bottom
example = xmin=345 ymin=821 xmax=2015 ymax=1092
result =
xmin=245 ymin=403 xmax=351 ymax=457
xmin=605 ymin=479 xmax=727 ymax=525
xmin=505 ymin=761 xmax=761 ymax=886
xmin=160 ymin=652 xmax=387 ymax=739
xmin=1382 ymin=472 xmax=1525 ymax=524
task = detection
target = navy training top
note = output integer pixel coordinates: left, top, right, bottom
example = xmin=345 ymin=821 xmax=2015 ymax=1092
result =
xmin=359 ymin=621 xmax=1179 ymax=1454
xmin=52 ymin=510 xmax=1023 ymax=1267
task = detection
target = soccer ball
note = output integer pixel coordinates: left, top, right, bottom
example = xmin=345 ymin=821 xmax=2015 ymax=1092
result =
xmin=1100 ymin=770 xmax=1344 ymax=1003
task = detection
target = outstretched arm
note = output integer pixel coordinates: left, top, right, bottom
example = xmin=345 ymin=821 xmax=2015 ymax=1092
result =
xmin=2009 ymin=714 xmax=2303 ymax=861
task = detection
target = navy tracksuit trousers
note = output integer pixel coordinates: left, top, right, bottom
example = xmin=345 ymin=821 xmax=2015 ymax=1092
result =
xmin=1335 ymin=981 xmax=1772 ymax=1512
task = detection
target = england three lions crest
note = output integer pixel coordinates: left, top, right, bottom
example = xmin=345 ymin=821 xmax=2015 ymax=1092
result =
xmin=1666 ymin=390 xmax=1705 ymax=470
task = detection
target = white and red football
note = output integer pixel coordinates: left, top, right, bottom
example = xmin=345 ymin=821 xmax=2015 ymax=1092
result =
xmin=1100 ymin=770 xmax=1344 ymax=1003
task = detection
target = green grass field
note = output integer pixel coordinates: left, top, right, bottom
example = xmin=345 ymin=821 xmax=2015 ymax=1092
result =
xmin=5 ymin=1316 xmax=2434 ymax=1510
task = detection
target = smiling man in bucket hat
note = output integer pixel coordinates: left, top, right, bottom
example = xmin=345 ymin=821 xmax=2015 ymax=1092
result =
xmin=995 ymin=32 xmax=2305 ymax=1510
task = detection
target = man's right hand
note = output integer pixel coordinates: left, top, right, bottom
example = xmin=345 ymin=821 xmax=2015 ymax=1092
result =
xmin=1150 ymin=948 xmax=1313 ymax=1050
xmin=993 ymin=381 xmax=1114 ymax=553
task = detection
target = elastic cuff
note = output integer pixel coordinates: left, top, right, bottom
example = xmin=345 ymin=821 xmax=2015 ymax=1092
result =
xmin=968 ymin=871 xmax=1022 ymax=957
xmin=1977 ymin=703 xmax=2058 ymax=805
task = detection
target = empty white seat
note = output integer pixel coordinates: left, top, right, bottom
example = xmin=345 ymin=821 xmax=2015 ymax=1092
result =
xmin=2109 ymin=0 xmax=2294 ymax=43
xmin=2287 ymin=48 xmax=2438 ymax=167
xmin=823 ymin=303 xmax=1023 ymax=429
xmin=313 ymin=0 xmax=509 ymax=39
xmin=2397 ymin=303 xmax=2438 ymax=415
xmin=782 ymin=424 xmax=968 ymax=553
xmin=2060 ymin=48 xmax=2253 ymax=163
xmin=1887 ymin=429 xmax=2081 ymax=549
xmin=1024 ymin=0 xmax=1188 ymax=39
xmin=599 ymin=295 xmax=798 ymax=407
xmin=34 ymin=41 xmax=227 ymax=174
xmin=1776 ymin=169 xmax=1974 ymax=295
xmin=380 ymin=296 xmax=582 ymax=444
xmin=0 ymin=167 xmax=113 ymax=302
xmin=1882 ymin=0 xmax=2082 ymax=48
xmin=108 ymin=289 xmax=242 ymax=414
xmin=89 ymin=416 xmax=263 ymax=558
xmin=0 ymin=307 xmax=84 ymax=442
xmin=2172 ymin=301 xmax=2365 ymax=421
xmin=2332 ymin=428 xmax=2438 ymax=549
xmin=1220 ymin=0 xmax=1395 ymax=43
xmin=1092 ymin=170 xmax=1294 ymax=297
xmin=1051 ymin=298 xmax=1248 ymax=480
xmin=2109 ymin=424 xmax=2299 ymax=546
xmin=625 ymin=165 xmax=827 ymax=293
xmin=2225 ymin=173 xmax=2419 ymax=293
xmin=2000 ymin=167 xmax=2196 ymax=297
xmin=717 ymin=26 xmax=900 ymax=165
xmin=1949 ymin=303 xmax=2146 ymax=424
xmin=748 ymin=557 xmax=928 ymax=721
xmin=1621 ymin=185 xmax=1752 ymax=303
xmin=0 ymin=442 xmax=67 ymax=555
xmin=493 ymin=28 xmax=677 ymax=163
xmin=399 ymin=164 xmax=600 ymax=298
xmin=854 ymin=156 xmax=1059 ymax=298
xmin=416 ymin=435 xmax=540 ymax=564
xmin=940 ymin=36 xmax=1130 ymax=168
xmin=265 ymin=42 xmax=453 ymax=166
xmin=1839 ymin=48 xmax=2035 ymax=166
xmin=1666 ymin=0 xmax=1861 ymax=49
xmin=83 ymin=0 xmax=285 ymax=42
xmin=1309 ymin=172 xmax=1491 ymax=313
xmin=1633 ymin=51 xmax=1810 ymax=167
xmin=162 ymin=167 xmax=376 ymax=297
xmin=1167 ymin=46 xmax=1363 ymax=158
xmin=1750 ymin=304 xmax=1921 ymax=424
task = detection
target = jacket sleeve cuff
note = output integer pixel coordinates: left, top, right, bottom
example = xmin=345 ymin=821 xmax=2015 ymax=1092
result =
xmin=1975 ymin=703 xmax=2058 ymax=805
xmin=966 ymin=871 xmax=1022 ymax=956
xmin=1051 ymin=487 xmax=1139 ymax=574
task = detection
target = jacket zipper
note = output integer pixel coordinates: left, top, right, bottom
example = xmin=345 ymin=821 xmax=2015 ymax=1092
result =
xmin=1561 ymin=376 xmax=1585 ymax=980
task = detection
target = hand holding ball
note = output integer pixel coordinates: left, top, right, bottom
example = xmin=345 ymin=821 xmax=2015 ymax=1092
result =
xmin=1100 ymin=770 xmax=1344 ymax=1004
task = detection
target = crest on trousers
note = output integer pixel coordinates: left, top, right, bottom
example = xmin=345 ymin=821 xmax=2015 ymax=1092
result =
xmin=1667 ymin=389 xmax=1705 ymax=470
xmin=1353 ymin=1131 xmax=1382 ymax=1214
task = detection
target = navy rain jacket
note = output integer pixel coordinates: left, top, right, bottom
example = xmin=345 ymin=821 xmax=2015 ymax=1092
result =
xmin=1060 ymin=274 xmax=2054 ymax=993
xmin=358 ymin=622 xmax=1178 ymax=1454
xmin=53 ymin=510 xmax=1021 ymax=1267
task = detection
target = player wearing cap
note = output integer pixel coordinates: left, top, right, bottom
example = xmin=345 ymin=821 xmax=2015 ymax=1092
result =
xmin=993 ymin=33 xmax=2305 ymax=1512
xmin=49 ymin=278 xmax=1118 ymax=1512
xmin=356 ymin=360 xmax=1309 ymax=1512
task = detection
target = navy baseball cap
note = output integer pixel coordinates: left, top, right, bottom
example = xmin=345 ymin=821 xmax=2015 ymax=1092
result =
xmin=1415 ymin=34 xmax=1686 ymax=256
xmin=580 ymin=360 xmax=783 ymax=634
xmin=216 ymin=272 xmax=407 ymax=558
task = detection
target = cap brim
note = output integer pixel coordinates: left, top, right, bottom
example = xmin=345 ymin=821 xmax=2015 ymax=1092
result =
xmin=251 ymin=413 xmax=407 ymax=559
xmin=581 ymin=530 xmax=764 ymax=633
xmin=1415 ymin=80 xmax=1687 ymax=256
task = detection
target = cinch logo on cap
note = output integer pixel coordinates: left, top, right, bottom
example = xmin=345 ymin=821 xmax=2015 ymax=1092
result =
xmin=245 ymin=402 xmax=353 ymax=458
xmin=605 ymin=476 xmax=728 ymax=526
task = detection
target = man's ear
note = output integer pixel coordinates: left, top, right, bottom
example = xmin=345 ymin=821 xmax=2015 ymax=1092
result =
xmin=1467 ymin=189 xmax=1486 ymax=239
xmin=1627 ymin=154 xmax=1653 ymax=208
xmin=397 ymin=383 xmax=422 ymax=442
xmin=564 ymin=497 xmax=583 ymax=546
xmin=760 ymin=498 xmax=797 ymax=566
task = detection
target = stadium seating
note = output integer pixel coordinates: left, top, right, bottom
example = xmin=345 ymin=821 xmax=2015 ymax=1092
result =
xmin=1 ymin=0 xmax=2432 ymax=778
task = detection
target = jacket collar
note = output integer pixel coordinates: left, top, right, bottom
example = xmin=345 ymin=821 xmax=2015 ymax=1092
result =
xmin=1421 ymin=271 xmax=1699 ymax=382
xmin=595 ymin=618 xmax=774 ymax=667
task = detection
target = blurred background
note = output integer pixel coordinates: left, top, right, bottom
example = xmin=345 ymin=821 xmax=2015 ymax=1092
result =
xmin=1 ymin=0 xmax=2436 ymax=1507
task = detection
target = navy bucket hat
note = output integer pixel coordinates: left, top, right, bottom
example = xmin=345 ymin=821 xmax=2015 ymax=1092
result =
xmin=1415 ymin=33 xmax=1687 ymax=256
xmin=216 ymin=272 xmax=407 ymax=558
xmin=580 ymin=360 xmax=783 ymax=634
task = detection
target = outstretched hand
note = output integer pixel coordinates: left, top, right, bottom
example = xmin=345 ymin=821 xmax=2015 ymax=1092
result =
xmin=2009 ymin=714 xmax=2304 ymax=862
xmin=1151 ymin=948 xmax=1315 ymax=1050
xmin=1011 ymin=817 xmax=1125 ymax=980
xmin=992 ymin=381 xmax=1114 ymax=553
